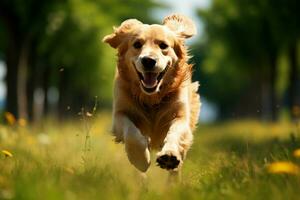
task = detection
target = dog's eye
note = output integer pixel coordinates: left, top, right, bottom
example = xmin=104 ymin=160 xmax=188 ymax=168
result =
xmin=133 ymin=41 xmax=142 ymax=49
xmin=159 ymin=42 xmax=168 ymax=50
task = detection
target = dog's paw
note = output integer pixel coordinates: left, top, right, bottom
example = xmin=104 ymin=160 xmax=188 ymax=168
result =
xmin=156 ymin=151 xmax=181 ymax=170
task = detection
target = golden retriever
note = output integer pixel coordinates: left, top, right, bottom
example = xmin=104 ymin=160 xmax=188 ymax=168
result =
xmin=103 ymin=14 xmax=200 ymax=178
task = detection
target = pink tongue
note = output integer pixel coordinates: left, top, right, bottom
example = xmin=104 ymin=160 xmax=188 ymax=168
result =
xmin=143 ymin=73 xmax=157 ymax=87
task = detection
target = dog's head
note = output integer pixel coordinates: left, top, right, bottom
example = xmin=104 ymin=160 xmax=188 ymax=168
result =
xmin=103 ymin=14 xmax=196 ymax=95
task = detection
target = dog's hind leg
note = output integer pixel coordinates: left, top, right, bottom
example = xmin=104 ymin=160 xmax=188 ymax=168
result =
xmin=113 ymin=114 xmax=151 ymax=172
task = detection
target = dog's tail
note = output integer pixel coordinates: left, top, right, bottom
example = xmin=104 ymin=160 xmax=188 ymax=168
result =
xmin=189 ymin=81 xmax=201 ymax=131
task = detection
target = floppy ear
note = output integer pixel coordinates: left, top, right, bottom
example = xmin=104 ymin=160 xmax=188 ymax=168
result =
xmin=102 ymin=19 xmax=142 ymax=48
xmin=163 ymin=14 xmax=196 ymax=39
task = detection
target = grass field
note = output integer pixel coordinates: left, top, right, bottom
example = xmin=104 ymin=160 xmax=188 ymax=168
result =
xmin=0 ymin=113 xmax=300 ymax=200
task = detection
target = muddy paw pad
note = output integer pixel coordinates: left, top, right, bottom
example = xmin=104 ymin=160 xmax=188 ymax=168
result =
xmin=156 ymin=154 xmax=180 ymax=170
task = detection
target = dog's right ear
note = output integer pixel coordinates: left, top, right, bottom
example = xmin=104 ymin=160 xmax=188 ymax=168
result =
xmin=163 ymin=14 xmax=196 ymax=39
xmin=102 ymin=19 xmax=142 ymax=48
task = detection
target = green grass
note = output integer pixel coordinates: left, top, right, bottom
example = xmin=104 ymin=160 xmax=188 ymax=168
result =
xmin=0 ymin=113 xmax=300 ymax=200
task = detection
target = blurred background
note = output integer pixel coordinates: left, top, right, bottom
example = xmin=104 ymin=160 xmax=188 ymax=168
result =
xmin=0 ymin=0 xmax=299 ymax=123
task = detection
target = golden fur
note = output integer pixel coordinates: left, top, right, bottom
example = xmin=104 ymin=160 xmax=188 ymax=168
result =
xmin=103 ymin=14 xmax=200 ymax=176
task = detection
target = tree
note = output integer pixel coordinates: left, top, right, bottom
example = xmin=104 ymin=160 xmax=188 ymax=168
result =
xmin=194 ymin=0 xmax=299 ymax=120
xmin=0 ymin=0 xmax=160 ymax=120
xmin=0 ymin=0 xmax=66 ymax=119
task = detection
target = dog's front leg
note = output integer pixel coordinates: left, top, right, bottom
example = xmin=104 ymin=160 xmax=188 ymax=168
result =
xmin=156 ymin=119 xmax=193 ymax=172
xmin=113 ymin=114 xmax=151 ymax=172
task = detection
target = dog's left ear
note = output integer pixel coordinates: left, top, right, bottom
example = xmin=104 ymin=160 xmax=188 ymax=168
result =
xmin=163 ymin=14 xmax=196 ymax=39
xmin=103 ymin=19 xmax=142 ymax=48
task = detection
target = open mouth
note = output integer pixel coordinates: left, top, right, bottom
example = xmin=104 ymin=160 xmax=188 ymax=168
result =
xmin=135 ymin=65 xmax=169 ymax=94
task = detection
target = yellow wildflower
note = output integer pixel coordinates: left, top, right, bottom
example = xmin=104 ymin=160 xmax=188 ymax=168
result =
xmin=293 ymin=149 xmax=300 ymax=158
xmin=1 ymin=150 xmax=13 ymax=158
xmin=4 ymin=112 xmax=16 ymax=125
xmin=267 ymin=161 xmax=299 ymax=175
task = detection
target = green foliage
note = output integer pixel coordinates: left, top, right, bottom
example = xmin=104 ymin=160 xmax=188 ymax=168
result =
xmin=36 ymin=0 xmax=159 ymax=106
xmin=193 ymin=0 xmax=300 ymax=118
xmin=0 ymin=0 xmax=160 ymax=116
xmin=192 ymin=42 xmax=251 ymax=115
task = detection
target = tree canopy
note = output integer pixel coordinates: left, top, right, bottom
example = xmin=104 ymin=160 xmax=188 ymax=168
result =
xmin=0 ymin=0 xmax=160 ymax=120
xmin=193 ymin=0 xmax=300 ymax=120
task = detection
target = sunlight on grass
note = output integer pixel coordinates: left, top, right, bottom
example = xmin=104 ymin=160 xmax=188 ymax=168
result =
xmin=0 ymin=114 xmax=299 ymax=199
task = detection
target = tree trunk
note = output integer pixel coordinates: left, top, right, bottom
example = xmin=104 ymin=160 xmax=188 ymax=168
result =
xmin=287 ymin=43 xmax=299 ymax=119
xmin=26 ymin=52 xmax=36 ymax=122
xmin=0 ymin=4 xmax=20 ymax=118
xmin=261 ymin=80 xmax=271 ymax=120
xmin=42 ymin=65 xmax=50 ymax=116
xmin=58 ymin=70 xmax=69 ymax=119
xmin=269 ymin=51 xmax=278 ymax=121
xmin=5 ymin=37 xmax=19 ymax=117
xmin=17 ymin=41 xmax=30 ymax=120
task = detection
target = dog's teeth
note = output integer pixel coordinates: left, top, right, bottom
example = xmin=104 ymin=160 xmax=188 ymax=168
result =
xmin=141 ymin=80 xmax=158 ymax=88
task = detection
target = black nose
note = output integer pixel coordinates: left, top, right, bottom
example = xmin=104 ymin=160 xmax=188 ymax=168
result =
xmin=141 ymin=57 xmax=156 ymax=70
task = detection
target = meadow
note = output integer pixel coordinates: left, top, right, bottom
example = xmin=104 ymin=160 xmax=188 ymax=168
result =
xmin=0 ymin=112 xmax=300 ymax=200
